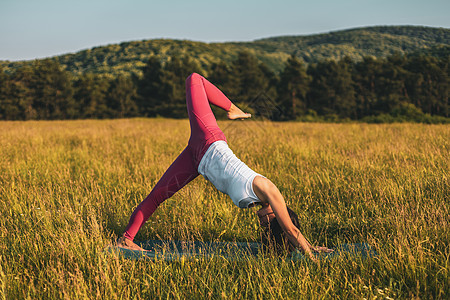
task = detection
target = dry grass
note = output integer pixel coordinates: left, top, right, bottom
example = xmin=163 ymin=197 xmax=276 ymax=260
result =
xmin=0 ymin=119 xmax=449 ymax=299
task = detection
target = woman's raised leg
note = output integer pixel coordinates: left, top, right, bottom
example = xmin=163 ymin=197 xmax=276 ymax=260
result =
xmin=185 ymin=73 xmax=250 ymax=165
xmin=186 ymin=73 xmax=250 ymax=137
xmin=185 ymin=73 xmax=230 ymax=145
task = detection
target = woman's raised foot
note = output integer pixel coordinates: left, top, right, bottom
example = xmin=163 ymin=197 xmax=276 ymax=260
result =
xmin=227 ymin=103 xmax=251 ymax=120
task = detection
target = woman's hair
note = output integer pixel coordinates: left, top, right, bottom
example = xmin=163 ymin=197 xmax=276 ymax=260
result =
xmin=260 ymin=206 xmax=300 ymax=254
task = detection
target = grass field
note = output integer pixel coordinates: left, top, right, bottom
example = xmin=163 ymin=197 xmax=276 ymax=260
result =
xmin=0 ymin=119 xmax=448 ymax=299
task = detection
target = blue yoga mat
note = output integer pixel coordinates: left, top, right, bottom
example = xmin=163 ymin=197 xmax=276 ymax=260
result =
xmin=106 ymin=240 xmax=376 ymax=261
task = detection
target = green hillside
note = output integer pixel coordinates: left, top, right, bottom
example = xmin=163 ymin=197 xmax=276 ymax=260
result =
xmin=246 ymin=26 xmax=450 ymax=62
xmin=1 ymin=26 xmax=448 ymax=77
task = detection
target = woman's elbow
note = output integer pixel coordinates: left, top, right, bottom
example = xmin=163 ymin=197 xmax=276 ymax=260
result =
xmin=284 ymin=224 xmax=299 ymax=238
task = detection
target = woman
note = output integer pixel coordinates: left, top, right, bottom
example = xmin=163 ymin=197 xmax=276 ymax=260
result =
xmin=117 ymin=73 xmax=332 ymax=258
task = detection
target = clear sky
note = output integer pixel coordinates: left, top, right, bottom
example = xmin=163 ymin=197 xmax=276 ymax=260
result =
xmin=1 ymin=0 xmax=449 ymax=61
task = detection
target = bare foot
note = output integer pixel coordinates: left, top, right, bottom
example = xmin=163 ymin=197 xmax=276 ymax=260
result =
xmin=227 ymin=103 xmax=251 ymax=120
xmin=116 ymin=236 xmax=148 ymax=251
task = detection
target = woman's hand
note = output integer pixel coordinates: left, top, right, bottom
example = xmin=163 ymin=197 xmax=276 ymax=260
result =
xmin=310 ymin=245 xmax=334 ymax=253
xmin=301 ymin=245 xmax=333 ymax=263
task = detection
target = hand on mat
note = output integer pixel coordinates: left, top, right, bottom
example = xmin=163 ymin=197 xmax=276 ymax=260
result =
xmin=302 ymin=245 xmax=333 ymax=262
xmin=311 ymin=245 xmax=334 ymax=253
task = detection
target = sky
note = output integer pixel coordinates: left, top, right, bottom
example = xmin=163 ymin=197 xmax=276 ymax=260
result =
xmin=1 ymin=0 xmax=449 ymax=61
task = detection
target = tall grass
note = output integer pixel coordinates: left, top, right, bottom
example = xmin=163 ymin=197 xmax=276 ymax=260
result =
xmin=0 ymin=119 xmax=448 ymax=299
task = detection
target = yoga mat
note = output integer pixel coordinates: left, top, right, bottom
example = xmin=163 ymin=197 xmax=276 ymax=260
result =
xmin=105 ymin=240 xmax=376 ymax=261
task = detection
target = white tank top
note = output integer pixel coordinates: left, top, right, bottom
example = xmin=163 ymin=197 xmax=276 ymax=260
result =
xmin=198 ymin=140 xmax=262 ymax=208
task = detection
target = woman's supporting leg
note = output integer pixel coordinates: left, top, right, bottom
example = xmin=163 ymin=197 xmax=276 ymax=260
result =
xmin=123 ymin=147 xmax=199 ymax=241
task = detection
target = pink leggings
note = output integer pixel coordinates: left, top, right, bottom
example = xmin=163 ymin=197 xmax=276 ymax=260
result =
xmin=123 ymin=73 xmax=232 ymax=240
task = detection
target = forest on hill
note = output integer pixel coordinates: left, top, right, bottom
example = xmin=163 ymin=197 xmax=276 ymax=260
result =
xmin=248 ymin=26 xmax=449 ymax=62
xmin=1 ymin=25 xmax=448 ymax=77
xmin=0 ymin=26 xmax=448 ymax=122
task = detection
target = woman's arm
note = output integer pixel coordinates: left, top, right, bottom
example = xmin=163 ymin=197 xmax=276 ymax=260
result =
xmin=253 ymin=176 xmax=332 ymax=259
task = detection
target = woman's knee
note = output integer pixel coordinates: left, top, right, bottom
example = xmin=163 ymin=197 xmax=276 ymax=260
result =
xmin=186 ymin=72 xmax=202 ymax=85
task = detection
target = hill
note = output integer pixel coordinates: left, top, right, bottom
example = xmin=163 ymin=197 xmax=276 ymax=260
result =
xmin=246 ymin=26 xmax=450 ymax=62
xmin=1 ymin=25 xmax=448 ymax=77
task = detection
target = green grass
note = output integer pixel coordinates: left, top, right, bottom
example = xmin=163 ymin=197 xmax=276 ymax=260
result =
xmin=0 ymin=119 xmax=449 ymax=299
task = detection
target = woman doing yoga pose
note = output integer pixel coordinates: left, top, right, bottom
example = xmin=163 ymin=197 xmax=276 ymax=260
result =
xmin=117 ymin=73 xmax=332 ymax=258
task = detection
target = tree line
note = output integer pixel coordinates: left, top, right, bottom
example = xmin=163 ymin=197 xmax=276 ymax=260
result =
xmin=0 ymin=51 xmax=448 ymax=122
